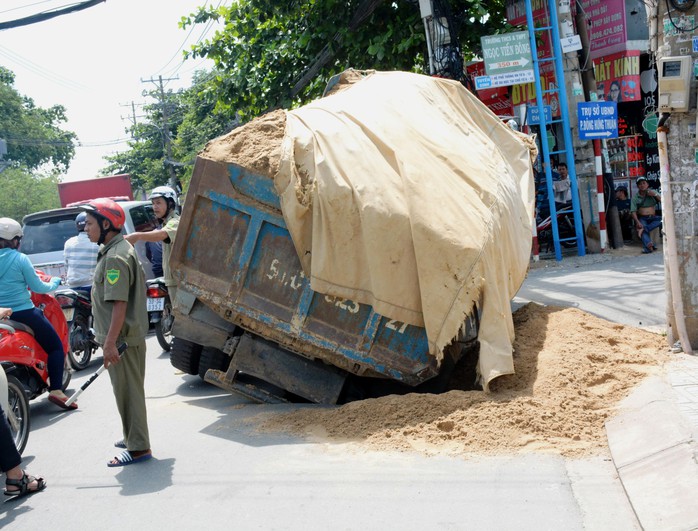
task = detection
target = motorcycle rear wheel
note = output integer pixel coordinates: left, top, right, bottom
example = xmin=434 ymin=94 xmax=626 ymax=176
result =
xmin=155 ymin=299 xmax=174 ymax=352
xmin=61 ymin=357 xmax=72 ymax=391
xmin=68 ymin=318 xmax=93 ymax=371
xmin=6 ymin=375 xmax=30 ymax=455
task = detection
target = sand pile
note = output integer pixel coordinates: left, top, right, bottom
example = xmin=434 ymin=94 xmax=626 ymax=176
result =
xmin=200 ymin=109 xmax=286 ymax=180
xmin=257 ymin=303 xmax=669 ymax=457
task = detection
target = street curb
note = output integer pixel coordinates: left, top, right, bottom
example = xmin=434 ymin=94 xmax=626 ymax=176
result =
xmin=606 ymin=371 xmax=698 ymax=531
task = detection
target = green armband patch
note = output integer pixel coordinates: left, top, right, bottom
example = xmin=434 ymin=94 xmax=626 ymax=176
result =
xmin=106 ymin=269 xmax=121 ymax=285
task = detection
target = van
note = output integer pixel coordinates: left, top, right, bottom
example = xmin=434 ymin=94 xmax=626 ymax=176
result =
xmin=21 ymin=201 xmax=159 ymax=280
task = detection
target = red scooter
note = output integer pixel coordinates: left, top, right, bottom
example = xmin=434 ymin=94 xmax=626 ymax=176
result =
xmin=0 ymin=272 xmax=72 ymax=405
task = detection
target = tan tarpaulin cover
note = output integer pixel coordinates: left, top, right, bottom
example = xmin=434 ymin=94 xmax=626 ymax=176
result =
xmin=275 ymin=70 xmax=536 ymax=390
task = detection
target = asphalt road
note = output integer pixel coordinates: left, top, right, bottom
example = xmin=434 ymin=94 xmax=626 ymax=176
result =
xmin=2 ymin=251 xmax=666 ymax=530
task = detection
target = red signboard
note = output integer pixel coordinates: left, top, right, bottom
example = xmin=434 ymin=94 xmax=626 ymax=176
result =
xmin=466 ymin=62 xmax=514 ymax=118
xmin=594 ymin=50 xmax=641 ymax=102
xmin=579 ymin=0 xmax=627 ymax=59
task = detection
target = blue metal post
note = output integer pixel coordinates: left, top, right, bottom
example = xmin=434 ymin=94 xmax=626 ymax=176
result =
xmin=546 ymin=0 xmax=586 ymax=255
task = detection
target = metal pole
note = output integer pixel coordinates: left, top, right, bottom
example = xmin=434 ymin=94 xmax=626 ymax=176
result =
xmin=593 ymin=139 xmax=607 ymax=251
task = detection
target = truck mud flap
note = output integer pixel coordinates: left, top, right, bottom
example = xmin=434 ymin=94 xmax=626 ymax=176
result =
xmin=204 ymin=333 xmax=346 ymax=405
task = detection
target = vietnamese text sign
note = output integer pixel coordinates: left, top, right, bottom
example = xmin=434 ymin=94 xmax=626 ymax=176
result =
xmin=527 ymin=105 xmax=552 ymax=125
xmin=577 ymin=102 xmax=618 ymax=140
xmin=481 ymin=32 xmax=532 ymax=76
xmin=579 ymin=0 xmax=626 ymax=59
xmin=475 ymin=69 xmax=535 ymax=90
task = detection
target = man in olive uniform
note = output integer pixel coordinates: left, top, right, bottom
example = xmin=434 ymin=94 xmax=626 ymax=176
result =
xmin=125 ymin=185 xmax=180 ymax=301
xmin=81 ymin=198 xmax=152 ymax=467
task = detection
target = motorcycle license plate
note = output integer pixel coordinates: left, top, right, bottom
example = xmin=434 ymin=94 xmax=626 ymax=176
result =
xmin=62 ymin=308 xmax=74 ymax=321
xmin=147 ymin=297 xmax=165 ymax=311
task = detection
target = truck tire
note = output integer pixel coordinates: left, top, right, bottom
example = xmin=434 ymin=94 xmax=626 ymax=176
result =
xmin=198 ymin=347 xmax=231 ymax=380
xmin=170 ymin=338 xmax=203 ymax=375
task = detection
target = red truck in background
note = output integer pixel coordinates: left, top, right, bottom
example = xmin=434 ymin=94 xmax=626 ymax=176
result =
xmin=58 ymin=174 xmax=133 ymax=207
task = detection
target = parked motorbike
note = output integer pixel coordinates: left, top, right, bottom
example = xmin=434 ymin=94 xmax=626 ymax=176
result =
xmin=0 ymin=362 xmax=30 ymax=454
xmin=536 ymin=207 xmax=580 ymax=253
xmin=54 ymin=287 xmax=99 ymax=370
xmin=0 ymin=275 xmax=72 ymax=411
xmin=146 ymin=277 xmax=173 ymax=351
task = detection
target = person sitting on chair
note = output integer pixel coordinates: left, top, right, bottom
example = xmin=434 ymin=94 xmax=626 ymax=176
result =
xmin=630 ymin=177 xmax=662 ymax=253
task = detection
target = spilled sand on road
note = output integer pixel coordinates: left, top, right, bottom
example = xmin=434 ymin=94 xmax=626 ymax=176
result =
xmin=255 ymin=303 xmax=669 ymax=458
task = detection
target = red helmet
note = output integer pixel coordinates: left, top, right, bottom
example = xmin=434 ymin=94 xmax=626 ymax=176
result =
xmin=80 ymin=198 xmax=126 ymax=230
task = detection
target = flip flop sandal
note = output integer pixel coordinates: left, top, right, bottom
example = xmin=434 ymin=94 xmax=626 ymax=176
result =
xmin=4 ymin=471 xmax=47 ymax=499
xmin=48 ymin=393 xmax=78 ymax=410
xmin=114 ymin=439 xmax=127 ymax=449
xmin=107 ymin=450 xmax=152 ymax=467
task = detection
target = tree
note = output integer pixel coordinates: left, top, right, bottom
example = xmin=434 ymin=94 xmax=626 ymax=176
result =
xmin=0 ymin=66 xmax=76 ymax=172
xmin=182 ymin=0 xmax=508 ymax=118
xmin=0 ymin=168 xmax=60 ymax=221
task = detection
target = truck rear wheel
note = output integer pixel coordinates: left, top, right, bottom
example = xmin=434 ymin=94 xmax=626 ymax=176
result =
xmin=198 ymin=347 xmax=231 ymax=380
xmin=170 ymin=338 xmax=203 ymax=375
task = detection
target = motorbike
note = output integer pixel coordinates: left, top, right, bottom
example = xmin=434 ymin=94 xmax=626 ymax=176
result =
xmin=54 ymin=287 xmax=99 ymax=371
xmin=0 ymin=362 xmax=30 ymax=455
xmin=536 ymin=207 xmax=580 ymax=253
xmin=0 ymin=273 xmax=72 ymax=413
xmin=146 ymin=277 xmax=173 ymax=351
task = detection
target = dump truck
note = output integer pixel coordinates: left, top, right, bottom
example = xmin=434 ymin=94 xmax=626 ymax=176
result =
xmin=169 ymin=70 xmax=536 ymax=404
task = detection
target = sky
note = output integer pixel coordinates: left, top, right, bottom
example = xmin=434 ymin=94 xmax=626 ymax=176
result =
xmin=0 ymin=0 xmax=221 ymax=182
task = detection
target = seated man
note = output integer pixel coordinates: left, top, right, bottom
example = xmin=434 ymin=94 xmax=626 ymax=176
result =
xmin=614 ymin=187 xmax=632 ymax=241
xmin=630 ymin=177 xmax=662 ymax=253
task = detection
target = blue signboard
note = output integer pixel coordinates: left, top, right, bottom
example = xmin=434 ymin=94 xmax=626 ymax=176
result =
xmin=527 ymin=104 xmax=552 ymax=125
xmin=577 ymin=102 xmax=618 ymax=140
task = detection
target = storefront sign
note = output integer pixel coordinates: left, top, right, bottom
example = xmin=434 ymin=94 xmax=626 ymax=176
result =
xmin=466 ymin=61 xmax=514 ymax=118
xmin=594 ymin=51 xmax=641 ymax=102
xmin=577 ymin=102 xmax=618 ymax=140
xmin=511 ymin=63 xmax=561 ymax=117
xmin=579 ymin=0 xmax=627 ymax=59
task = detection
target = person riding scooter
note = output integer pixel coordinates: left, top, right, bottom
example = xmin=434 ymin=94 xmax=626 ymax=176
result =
xmin=0 ymin=218 xmax=77 ymax=410
xmin=63 ymin=212 xmax=99 ymax=294
xmin=125 ymin=185 xmax=180 ymax=301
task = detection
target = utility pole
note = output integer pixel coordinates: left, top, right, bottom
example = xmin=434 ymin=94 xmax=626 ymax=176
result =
xmin=654 ymin=1 xmax=697 ymax=353
xmin=141 ymin=75 xmax=179 ymax=189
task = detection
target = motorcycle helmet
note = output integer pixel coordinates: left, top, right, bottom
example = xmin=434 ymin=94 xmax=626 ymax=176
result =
xmin=148 ymin=186 xmax=178 ymax=205
xmin=0 ymin=217 xmax=23 ymax=240
xmin=80 ymin=198 xmax=125 ymax=231
xmin=75 ymin=212 xmax=87 ymax=232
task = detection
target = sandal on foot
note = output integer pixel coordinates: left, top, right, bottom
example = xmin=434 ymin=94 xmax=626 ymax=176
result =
xmin=107 ymin=450 xmax=152 ymax=467
xmin=4 ymin=471 xmax=47 ymax=499
xmin=48 ymin=393 xmax=78 ymax=410
xmin=114 ymin=439 xmax=127 ymax=449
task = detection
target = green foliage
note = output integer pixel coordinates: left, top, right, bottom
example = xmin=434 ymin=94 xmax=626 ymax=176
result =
xmin=182 ymin=0 xmax=508 ymax=117
xmin=0 ymin=168 xmax=60 ymax=220
xmin=0 ymin=66 xmax=77 ymax=172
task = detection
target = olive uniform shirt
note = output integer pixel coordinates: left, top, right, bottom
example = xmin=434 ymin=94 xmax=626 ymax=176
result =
xmin=92 ymin=233 xmax=148 ymax=345
xmin=161 ymin=210 xmax=180 ymax=288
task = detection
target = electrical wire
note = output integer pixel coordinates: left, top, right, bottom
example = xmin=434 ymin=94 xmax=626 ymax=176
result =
xmin=0 ymin=43 xmax=86 ymax=91
xmin=665 ymin=0 xmax=698 ymax=31
xmin=0 ymin=0 xmax=55 ymax=16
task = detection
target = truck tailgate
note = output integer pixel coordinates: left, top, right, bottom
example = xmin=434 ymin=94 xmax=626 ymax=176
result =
xmin=170 ymin=158 xmax=438 ymax=385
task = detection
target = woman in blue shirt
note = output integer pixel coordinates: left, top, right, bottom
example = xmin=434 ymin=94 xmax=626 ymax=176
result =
xmin=0 ymin=218 xmax=77 ymax=410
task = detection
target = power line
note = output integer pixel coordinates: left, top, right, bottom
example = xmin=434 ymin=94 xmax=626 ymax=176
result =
xmin=0 ymin=0 xmax=105 ymax=30
xmin=0 ymin=1 xmax=55 ymax=16
xmin=0 ymin=43 xmax=86 ymax=91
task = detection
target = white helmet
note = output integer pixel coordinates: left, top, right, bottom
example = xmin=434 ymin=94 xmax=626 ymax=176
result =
xmin=148 ymin=186 xmax=178 ymax=204
xmin=0 ymin=217 xmax=22 ymax=240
